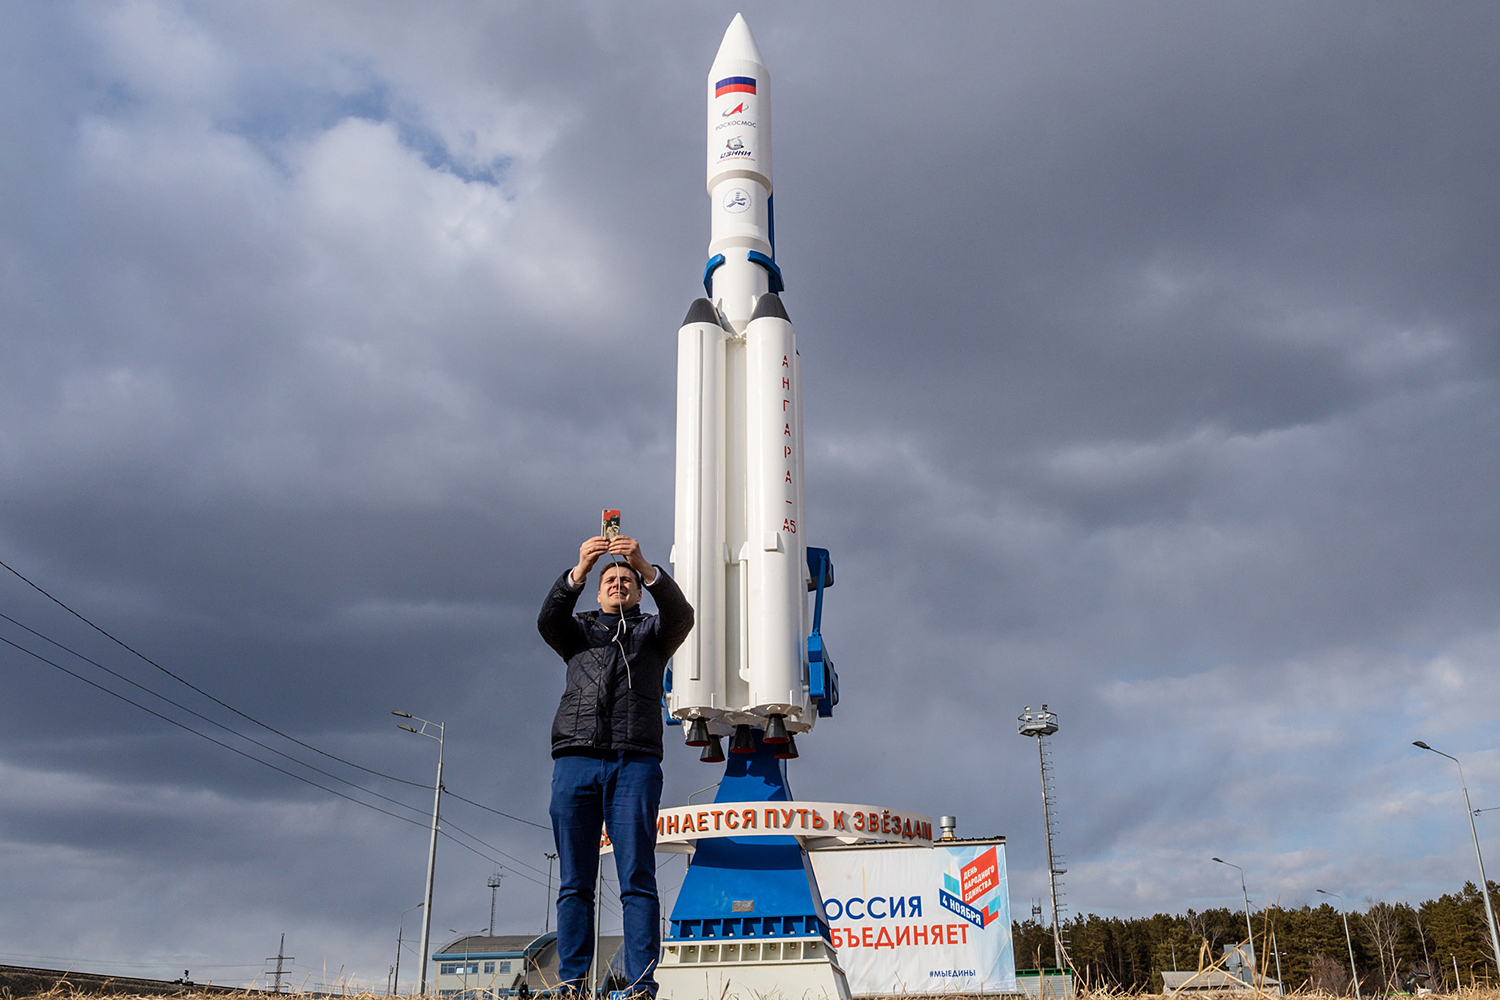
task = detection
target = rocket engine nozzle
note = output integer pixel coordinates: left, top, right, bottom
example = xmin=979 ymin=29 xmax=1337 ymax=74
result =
xmin=729 ymin=724 xmax=757 ymax=755
xmin=762 ymin=713 xmax=790 ymax=744
xmin=684 ymin=717 xmax=712 ymax=747
xmin=699 ymin=735 xmax=726 ymax=764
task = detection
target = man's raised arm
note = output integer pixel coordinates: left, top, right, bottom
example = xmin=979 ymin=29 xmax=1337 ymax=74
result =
xmin=609 ymin=535 xmax=693 ymax=656
xmin=646 ymin=567 xmax=694 ymax=658
xmin=537 ymin=536 xmax=609 ymax=658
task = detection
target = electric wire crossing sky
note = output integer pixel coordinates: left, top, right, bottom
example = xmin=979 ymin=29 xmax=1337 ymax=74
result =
xmin=670 ymin=14 xmax=837 ymax=762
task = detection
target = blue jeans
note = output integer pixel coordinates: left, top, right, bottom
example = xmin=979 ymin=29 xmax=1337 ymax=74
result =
xmin=550 ymin=752 xmax=663 ymax=995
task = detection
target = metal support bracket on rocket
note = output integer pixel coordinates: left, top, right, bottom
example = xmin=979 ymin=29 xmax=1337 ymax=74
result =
xmin=649 ymin=15 xmax=917 ymax=1000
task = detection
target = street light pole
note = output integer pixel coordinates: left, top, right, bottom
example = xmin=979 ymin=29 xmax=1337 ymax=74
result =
xmin=1270 ymin=921 xmax=1283 ymax=989
xmin=1212 ymin=858 xmax=1257 ymax=986
xmin=1414 ymin=742 xmax=1500 ymax=977
xmin=544 ymin=853 xmax=558 ymax=934
xmin=1317 ymin=889 xmax=1362 ymax=1000
xmin=396 ymin=711 xmax=446 ymax=995
xmin=592 ymin=866 xmax=605 ymax=997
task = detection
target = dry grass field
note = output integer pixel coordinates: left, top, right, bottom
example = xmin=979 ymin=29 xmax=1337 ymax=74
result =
xmin=5 ymin=989 xmax=1500 ymax=1000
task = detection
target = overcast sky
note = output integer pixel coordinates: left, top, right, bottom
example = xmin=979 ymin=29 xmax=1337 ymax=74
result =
xmin=2 ymin=0 xmax=1498 ymax=989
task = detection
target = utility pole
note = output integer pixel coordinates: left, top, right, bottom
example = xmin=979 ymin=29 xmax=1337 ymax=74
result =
xmin=544 ymin=853 xmax=558 ymax=934
xmin=488 ymin=871 xmax=504 ymax=936
xmin=394 ymin=924 xmax=404 ymax=996
xmin=393 ymin=902 xmax=424 ymax=996
xmin=265 ymin=934 xmax=293 ymax=993
xmin=1018 ymin=705 xmax=1066 ymax=971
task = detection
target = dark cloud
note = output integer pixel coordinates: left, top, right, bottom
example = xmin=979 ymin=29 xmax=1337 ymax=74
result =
xmin=1 ymin=0 xmax=1497 ymax=986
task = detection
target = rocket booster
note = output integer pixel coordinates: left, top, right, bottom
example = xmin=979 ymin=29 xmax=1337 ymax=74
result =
xmin=671 ymin=15 xmax=819 ymax=745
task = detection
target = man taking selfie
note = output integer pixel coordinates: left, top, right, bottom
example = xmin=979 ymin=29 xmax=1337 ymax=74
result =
xmin=538 ymin=532 xmax=693 ymax=998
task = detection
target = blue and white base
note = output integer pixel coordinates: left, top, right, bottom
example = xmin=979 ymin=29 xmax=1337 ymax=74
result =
xmin=655 ymin=736 xmax=852 ymax=1000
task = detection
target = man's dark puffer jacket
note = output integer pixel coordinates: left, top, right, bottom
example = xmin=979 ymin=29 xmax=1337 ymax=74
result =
xmin=538 ymin=565 xmax=694 ymax=760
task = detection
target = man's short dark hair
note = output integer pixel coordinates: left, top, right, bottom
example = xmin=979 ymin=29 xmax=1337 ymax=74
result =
xmin=598 ymin=561 xmax=644 ymax=588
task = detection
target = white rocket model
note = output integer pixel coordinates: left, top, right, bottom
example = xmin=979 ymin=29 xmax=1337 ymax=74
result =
xmin=670 ymin=14 xmax=824 ymax=758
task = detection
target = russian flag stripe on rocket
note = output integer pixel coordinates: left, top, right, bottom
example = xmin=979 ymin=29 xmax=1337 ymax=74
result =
xmin=715 ymin=76 xmax=756 ymax=96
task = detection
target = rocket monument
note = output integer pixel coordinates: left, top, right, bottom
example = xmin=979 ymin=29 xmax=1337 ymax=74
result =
xmin=653 ymin=14 xmax=857 ymax=1000
xmin=669 ymin=13 xmax=832 ymax=763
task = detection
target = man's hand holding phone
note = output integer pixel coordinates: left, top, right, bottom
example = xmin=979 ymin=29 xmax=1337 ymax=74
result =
xmin=607 ymin=535 xmax=656 ymax=585
xmin=571 ymin=535 xmax=610 ymax=586
xmin=571 ymin=509 xmax=656 ymax=587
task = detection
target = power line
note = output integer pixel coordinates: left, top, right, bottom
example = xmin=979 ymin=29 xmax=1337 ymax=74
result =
xmin=3 ymin=624 xmax=559 ymax=865
xmin=0 ymin=634 xmax=435 ymax=830
xmin=1 ymin=559 xmax=563 ymax=871
xmin=445 ymin=790 xmax=550 ymax=831
xmin=2 ymin=628 xmax=557 ymax=883
xmin=0 ymin=556 xmax=427 ymax=788
xmin=431 ymin=816 xmax=619 ymax=917
xmin=0 ymin=611 xmax=431 ymax=820
xmin=436 ymin=828 xmax=522 ymax=879
xmin=0 ymin=560 xmax=553 ymax=833
xmin=442 ymin=817 xmax=554 ymax=885
xmin=2 ymin=623 xmax=597 ymax=941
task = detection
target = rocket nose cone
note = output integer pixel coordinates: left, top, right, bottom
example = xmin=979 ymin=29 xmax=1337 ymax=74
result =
xmin=714 ymin=13 xmax=765 ymax=67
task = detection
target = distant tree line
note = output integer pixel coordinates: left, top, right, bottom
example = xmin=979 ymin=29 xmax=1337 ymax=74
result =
xmin=1012 ymin=881 xmax=1499 ymax=993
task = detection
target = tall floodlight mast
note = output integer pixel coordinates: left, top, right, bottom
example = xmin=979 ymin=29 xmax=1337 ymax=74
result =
xmin=487 ymin=872 xmax=504 ymax=936
xmin=1019 ymin=705 xmax=1067 ymax=970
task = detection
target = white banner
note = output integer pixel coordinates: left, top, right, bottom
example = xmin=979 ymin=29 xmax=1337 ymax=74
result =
xmin=809 ymin=841 xmax=1016 ymax=996
xmin=601 ymin=802 xmax=933 ymax=852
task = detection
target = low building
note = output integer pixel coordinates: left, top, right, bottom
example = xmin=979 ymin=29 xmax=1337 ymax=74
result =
xmin=1161 ymin=943 xmax=1281 ymax=996
xmin=1015 ymin=969 xmax=1076 ymax=999
xmin=431 ymin=933 xmax=626 ymax=998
